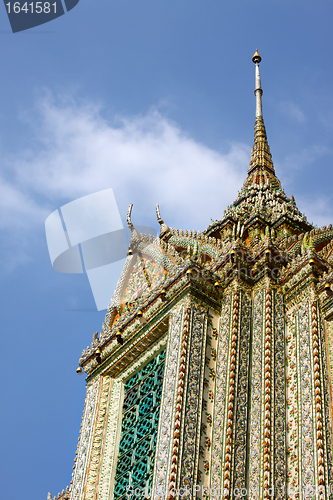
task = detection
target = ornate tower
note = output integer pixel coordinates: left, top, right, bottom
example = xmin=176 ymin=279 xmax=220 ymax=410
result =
xmin=52 ymin=52 xmax=333 ymax=500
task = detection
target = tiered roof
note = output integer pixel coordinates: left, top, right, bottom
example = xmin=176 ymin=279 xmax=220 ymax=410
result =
xmin=77 ymin=51 xmax=333 ymax=376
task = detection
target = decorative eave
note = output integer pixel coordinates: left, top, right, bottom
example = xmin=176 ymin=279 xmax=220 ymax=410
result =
xmin=272 ymin=214 xmax=313 ymax=233
xmin=280 ymin=251 xmax=329 ymax=307
xmin=79 ymin=261 xmax=223 ymax=376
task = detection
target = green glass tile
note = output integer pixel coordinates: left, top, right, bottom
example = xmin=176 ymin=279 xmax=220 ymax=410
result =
xmin=124 ymin=372 xmax=140 ymax=393
xmin=113 ymin=474 xmax=129 ymax=499
xmin=136 ymin=412 xmax=153 ymax=440
xmin=141 ymin=357 xmax=157 ymax=377
xmin=138 ymin=393 xmax=154 ymax=418
xmin=121 ymin=408 xmax=136 ymax=433
xmin=131 ymin=459 xmax=148 ymax=486
xmin=140 ymin=373 xmax=155 ymax=396
xmin=155 ymin=384 xmax=163 ymax=400
xmin=134 ymin=435 xmax=151 ymax=462
xmin=119 ymin=431 xmax=134 ymax=456
xmin=114 ymin=349 xmax=166 ymax=496
xmin=115 ymin=451 xmax=132 ymax=478
xmin=159 ymin=350 xmax=166 ymax=361
xmin=123 ymin=386 xmax=139 ymax=412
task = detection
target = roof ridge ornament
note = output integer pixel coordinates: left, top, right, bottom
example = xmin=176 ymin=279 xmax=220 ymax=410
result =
xmin=126 ymin=203 xmax=134 ymax=229
xmin=126 ymin=203 xmax=141 ymax=250
xmin=156 ymin=204 xmax=171 ymax=241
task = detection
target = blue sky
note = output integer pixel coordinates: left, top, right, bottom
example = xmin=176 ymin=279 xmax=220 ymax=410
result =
xmin=1 ymin=0 xmax=333 ymax=498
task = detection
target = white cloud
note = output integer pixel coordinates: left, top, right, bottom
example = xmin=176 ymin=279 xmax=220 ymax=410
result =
xmin=2 ymin=93 xmax=332 ymax=272
xmin=0 ymin=173 xmax=49 ymax=229
xmin=2 ymin=95 xmax=250 ymax=234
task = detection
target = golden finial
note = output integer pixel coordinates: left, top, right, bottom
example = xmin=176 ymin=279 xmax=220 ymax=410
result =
xmin=252 ymin=49 xmax=261 ymax=64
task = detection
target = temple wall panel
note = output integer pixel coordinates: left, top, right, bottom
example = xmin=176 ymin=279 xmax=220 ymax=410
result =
xmin=209 ymin=287 xmax=250 ymax=500
xmin=248 ymin=287 xmax=286 ymax=500
xmin=321 ymin=320 xmax=333 ymax=489
xmin=152 ymin=303 xmax=184 ymax=499
xmin=273 ymin=291 xmax=286 ymax=499
xmin=197 ymin=309 xmax=219 ymax=498
xmin=71 ymin=331 xmax=168 ymax=500
xmin=178 ymin=306 xmax=208 ymax=494
xmin=210 ymin=293 xmax=232 ymax=497
xmin=298 ymin=303 xmax=316 ymax=493
xmin=325 ymin=320 xmax=333 ymax=421
xmin=70 ymin=377 xmax=101 ymax=500
xmin=285 ymin=307 xmax=300 ymax=495
xmin=68 ymin=287 xmax=333 ymax=500
xmin=285 ymin=299 xmax=333 ymax=500
xmin=232 ymin=289 xmax=251 ymax=493
xmin=83 ymin=376 xmax=114 ymax=500
xmin=248 ymin=289 xmax=264 ymax=499
xmin=96 ymin=380 xmax=122 ymax=500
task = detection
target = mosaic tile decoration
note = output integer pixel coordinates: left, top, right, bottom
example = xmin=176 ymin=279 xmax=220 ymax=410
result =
xmin=84 ymin=376 xmax=113 ymax=500
xmin=152 ymin=305 xmax=183 ymax=499
xmin=248 ymin=290 xmax=263 ymax=500
xmin=299 ymin=304 xmax=316 ymax=491
xmin=320 ymin=319 xmax=333 ymax=492
xmin=97 ymin=380 xmax=122 ymax=500
xmin=232 ymin=290 xmax=251 ymax=491
xmin=70 ymin=377 xmax=101 ymax=500
xmin=273 ymin=291 xmax=286 ymax=499
xmin=66 ymin=59 xmax=333 ymax=500
xmin=286 ymin=310 xmax=300 ymax=495
xmin=325 ymin=321 xmax=333 ymax=419
xmin=122 ymin=255 xmax=164 ymax=307
xmin=197 ymin=311 xmax=219 ymax=499
xmin=113 ymin=350 xmax=166 ymax=500
xmin=210 ymin=293 xmax=232 ymax=495
xmin=179 ymin=306 xmax=207 ymax=491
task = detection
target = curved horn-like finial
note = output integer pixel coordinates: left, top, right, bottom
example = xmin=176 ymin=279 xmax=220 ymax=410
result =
xmin=156 ymin=204 xmax=171 ymax=241
xmin=127 ymin=203 xmax=134 ymax=229
xmin=156 ymin=204 xmax=163 ymax=225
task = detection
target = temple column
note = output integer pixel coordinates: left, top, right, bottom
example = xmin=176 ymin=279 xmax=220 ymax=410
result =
xmin=210 ymin=286 xmax=251 ymax=500
xmin=152 ymin=300 xmax=209 ymax=500
xmin=285 ymin=297 xmax=333 ymax=500
xmin=248 ymin=286 xmax=286 ymax=500
xmin=70 ymin=377 xmax=103 ymax=500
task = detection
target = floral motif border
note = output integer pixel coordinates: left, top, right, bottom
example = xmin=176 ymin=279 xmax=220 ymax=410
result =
xmin=70 ymin=377 xmax=101 ymax=500
xmin=320 ymin=318 xmax=333 ymax=492
xmin=232 ymin=291 xmax=251 ymax=491
xmin=179 ymin=306 xmax=207 ymax=491
xmin=97 ymin=380 xmax=122 ymax=500
xmin=273 ymin=291 xmax=286 ymax=499
xmin=210 ymin=294 xmax=232 ymax=495
xmin=248 ymin=290 xmax=263 ymax=500
xmin=84 ymin=376 xmax=112 ymax=500
xmin=152 ymin=304 xmax=184 ymax=499
xmin=299 ymin=303 xmax=316 ymax=491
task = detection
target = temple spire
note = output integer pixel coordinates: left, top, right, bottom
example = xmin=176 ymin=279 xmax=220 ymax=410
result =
xmin=247 ymin=50 xmax=276 ymax=178
xmin=252 ymin=49 xmax=263 ymax=118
